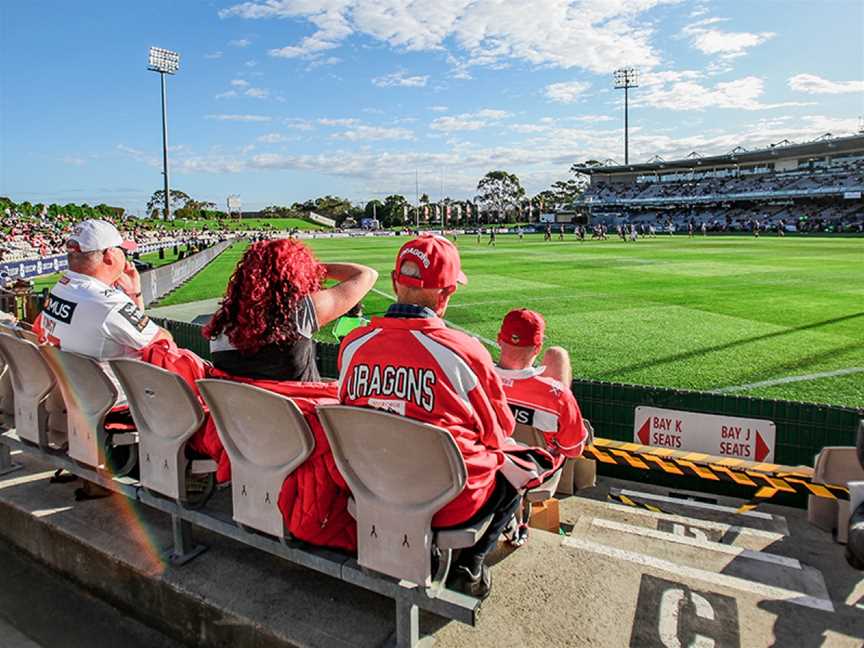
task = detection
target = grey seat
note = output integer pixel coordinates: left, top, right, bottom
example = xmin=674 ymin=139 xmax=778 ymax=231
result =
xmin=317 ymin=405 xmax=494 ymax=590
xmin=0 ymin=357 xmax=15 ymax=430
xmin=808 ymin=438 xmax=864 ymax=544
xmin=197 ymin=379 xmax=314 ymax=538
xmin=110 ymin=359 xmax=215 ymax=504
xmin=512 ymin=419 xmax=595 ymax=496
xmin=0 ymin=333 xmax=67 ymax=448
xmin=41 ymin=346 xmax=136 ymax=474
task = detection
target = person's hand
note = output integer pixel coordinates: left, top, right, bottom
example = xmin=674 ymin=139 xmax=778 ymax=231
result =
xmin=115 ymin=260 xmax=142 ymax=297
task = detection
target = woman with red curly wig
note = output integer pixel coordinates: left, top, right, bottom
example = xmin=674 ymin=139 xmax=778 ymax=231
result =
xmin=204 ymin=239 xmax=377 ymax=381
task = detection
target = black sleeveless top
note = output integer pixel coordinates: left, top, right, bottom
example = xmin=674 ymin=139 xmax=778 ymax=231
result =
xmin=209 ymin=294 xmax=321 ymax=382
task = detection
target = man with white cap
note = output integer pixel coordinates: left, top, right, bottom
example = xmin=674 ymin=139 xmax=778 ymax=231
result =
xmin=337 ymin=234 xmax=519 ymax=599
xmin=34 ymin=219 xmax=171 ymax=360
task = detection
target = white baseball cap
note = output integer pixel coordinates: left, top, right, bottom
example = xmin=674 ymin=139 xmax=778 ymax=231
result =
xmin=67 ymin=220 xmax=137 ymax=253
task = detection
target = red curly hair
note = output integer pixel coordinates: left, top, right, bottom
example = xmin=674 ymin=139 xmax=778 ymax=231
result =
xmin=203 ymin=239 xmax=327 ymax=354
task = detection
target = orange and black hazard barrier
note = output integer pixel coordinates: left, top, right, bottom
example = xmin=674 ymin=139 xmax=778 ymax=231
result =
xmin=585 ymin=437 xmax=849 ymax=503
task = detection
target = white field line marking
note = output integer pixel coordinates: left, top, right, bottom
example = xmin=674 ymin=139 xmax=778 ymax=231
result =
xmin=562 ymin=536 xmax=834 ymax=612
xmin=716 ymin=367 xmax=864 ymax=394
xmin=593 ymin=499 xmax=787 ymax=539
xmin=619 ymin=489 xmax=779 ymax=522
xmin=370 ymin=287 xmax=500 ymax=349
xmin=589 ymin=517 xmax=802 ymax=569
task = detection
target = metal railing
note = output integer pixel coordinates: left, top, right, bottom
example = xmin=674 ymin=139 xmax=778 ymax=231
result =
xmin=145 ymin=323 xmax=863 ymax=474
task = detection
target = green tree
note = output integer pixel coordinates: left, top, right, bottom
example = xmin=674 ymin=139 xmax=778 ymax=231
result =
xmin=476 ymin=170 xmax=525 ymax=223
xmin=382 ymin=194 xmax=409 ymax=227
xmin=146 ymin=189 xmax=192 ymax=217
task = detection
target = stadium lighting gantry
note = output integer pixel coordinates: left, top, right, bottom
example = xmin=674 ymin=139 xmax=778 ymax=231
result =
xmin=613 ymin=67 xmax=639 ymax=165
xmin=148 ymin=47 xmax=180 ymax=74
xmin=148 ymin=47 xmax=180 ymax=220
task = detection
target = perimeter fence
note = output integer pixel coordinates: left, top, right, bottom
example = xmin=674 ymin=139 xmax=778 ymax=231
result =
xmin=156 ymin=325 xmax=861 ymax=471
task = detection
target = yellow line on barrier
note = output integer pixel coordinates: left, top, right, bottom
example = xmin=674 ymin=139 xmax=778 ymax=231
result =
xmin=676 ymin=460 xmax=720 ymax=481
xmin=610 ymin=449 xmax=650 ymax=470
xmin=642 ymin=454 xmax=685 ymax=475
xmin=711 ymin=465 xmax=757 ymax=487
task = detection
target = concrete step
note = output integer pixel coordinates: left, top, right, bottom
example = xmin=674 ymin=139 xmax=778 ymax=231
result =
xmin=566 ymin=513 xmax=832 ymax=612
xmin=559 ymin=493 xmax=786 ymax=552
xmin=608 ymin=487 xmax=790 ymax=536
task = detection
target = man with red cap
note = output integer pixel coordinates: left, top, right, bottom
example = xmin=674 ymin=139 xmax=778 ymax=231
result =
xmin=495 ymin=309 xmax=587 ymax=459
xmin=337 ymin=234 xmax=519 ymax=599
xmin=34 ymin=219 xmax=171 ymax=360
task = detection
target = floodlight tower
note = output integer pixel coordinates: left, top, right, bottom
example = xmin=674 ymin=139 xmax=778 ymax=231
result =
xmin=613 ymin=67 xmax=639 ymax=165
xmin=148 ymin=47 xmax=180 ymax=220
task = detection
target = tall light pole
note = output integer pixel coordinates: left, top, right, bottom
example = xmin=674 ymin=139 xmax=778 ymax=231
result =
xmin=613 ymin=67 xmax=639 ymax=165
xmin=148 ymin=47 xmax=180 ymax=220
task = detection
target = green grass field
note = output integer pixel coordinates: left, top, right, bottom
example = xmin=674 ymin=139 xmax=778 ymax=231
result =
xmin=162 ymin=218 xmax=324 ymax=231
xmin=153 ymin=234 xmax=864 ymax=409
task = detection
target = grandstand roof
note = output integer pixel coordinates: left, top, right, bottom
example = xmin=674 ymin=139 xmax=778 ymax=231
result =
xmin=573 ymin=133 xmax=864 ymax=176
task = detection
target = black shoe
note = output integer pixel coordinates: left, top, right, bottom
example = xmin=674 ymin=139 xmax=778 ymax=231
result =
xmin=447 ymin=563 xmax=492 ymax=600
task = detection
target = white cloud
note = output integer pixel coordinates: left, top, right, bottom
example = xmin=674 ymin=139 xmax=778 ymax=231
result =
xmin=636 ymin=76 xmax=812 ymax=111
xmin=571 ymin=114 xmax=613 ymax=122
xmin=245 ymin=87 xmax=269 ymax=98
xmin=257 ymin=133 xmax=288 ymax=143
xmin=245 ymin=60 xmax=258 ymax=67
xmin=333 ymin=125 xmax=415 ymax=141
xmin=205 ymin=51 xmax=223 ymax=59
xmin=219 ymin=0 xmax=680 ymax=74
xmin=510 ymin=123 xmax=549 ymax=133
xmin=119 ymin=114 xmax=861 ymax=197
xmin=229 ymin=38 xmax=252 ymax=47
xmin=545 ymin=80 xmax=590 ymax=103
xmin=62 ymin=156 xmax=86 ymax=167
xmin=318 ymin=117 xmax=359 ymax=126
xmin=428 ymin=105 xmax=449 ymax=112
xmin=307 ymin=56 xmax=342 ymax=69
xmin=216 ymin=90 xmax=238 ymax=99
xmin=372 ymin=71 xmax=428 ymax=88
xmin=430 ymin=108 xmax=511 ymax=131
xmin=285 ymin=117 xmax=315 ymax=130
xmin=682 ymin=18 xmax=775 ymax=59
xmin=231 ymin=79 xmax=250 ymax=88
xmin=205 ymin=114 xmax=272 ymax=122
xmin=788 ymin=74 xmax=864 ymax=95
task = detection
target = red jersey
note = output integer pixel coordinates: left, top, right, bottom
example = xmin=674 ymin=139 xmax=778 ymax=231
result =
xmin=338 ymin=313 xmax=515 ymax=527
xmin=494 ymin=366 xmax=586 ymax=458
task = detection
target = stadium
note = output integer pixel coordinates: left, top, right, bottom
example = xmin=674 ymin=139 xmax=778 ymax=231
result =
xmin=1 ymin=2 xmax=864 ymax=647
xmin=571 ymin=133 xmax=864 ymax=233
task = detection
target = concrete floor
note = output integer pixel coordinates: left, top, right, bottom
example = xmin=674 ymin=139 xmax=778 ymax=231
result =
xmin=0 ymin=450 xmax=862 ymax=648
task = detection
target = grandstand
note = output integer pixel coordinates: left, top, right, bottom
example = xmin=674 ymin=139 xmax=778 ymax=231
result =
xmin=572 ymin=133 xmax=864 ymax=233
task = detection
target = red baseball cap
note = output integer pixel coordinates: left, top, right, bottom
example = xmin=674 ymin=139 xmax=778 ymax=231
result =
xmin=394 ymin=235 xmax=468 ymax=289
xmin=498 ymin=309 xmax=545 ymax=347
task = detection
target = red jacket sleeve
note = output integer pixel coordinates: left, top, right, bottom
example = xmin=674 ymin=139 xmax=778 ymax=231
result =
xmin=551 ymin=391 xmax=587 ymax=458
xmin=450 ymin=335 xmax=515 ymax=450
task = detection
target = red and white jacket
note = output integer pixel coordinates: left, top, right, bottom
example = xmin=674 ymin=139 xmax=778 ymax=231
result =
xmin=494 ymin=366 xmax=587 ymax=458
xmin=338 ymin=314 xmax=515 ymax=528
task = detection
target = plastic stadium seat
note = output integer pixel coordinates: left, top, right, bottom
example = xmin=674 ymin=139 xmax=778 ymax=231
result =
xmin=511 ymin=419 xmax=596 ymax=496
xmin=110 ymin=359 xmax=215 ymax=505
xmin=41 ymin=346 xmax=136 ymax=475
xmin=197 ymin=379 xmax=314 ymax=539
xmin=0 ymin=356 xmax=14 ymax=430
xmin=808 ymin=436 xmax=864 ymax=544
xmin=0 ymin=333 xmax=67 ymax=448
xmin=317 ymin=404 xmax=494 ymax=589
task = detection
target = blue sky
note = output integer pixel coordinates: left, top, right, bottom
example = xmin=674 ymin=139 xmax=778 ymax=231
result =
xmin=1 ymin=0 xmax=862 ymax=213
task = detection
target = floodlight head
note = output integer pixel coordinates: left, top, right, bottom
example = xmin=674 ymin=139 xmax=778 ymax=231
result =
xmin=148 ymin=47 xmax=180 ymax=74
xmin=613 ymin=67 xmax=639 ymax=89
